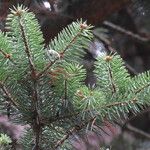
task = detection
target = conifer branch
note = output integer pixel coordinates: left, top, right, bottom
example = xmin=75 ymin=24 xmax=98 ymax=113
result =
xmin=102 ymin=99 xmax=137 ymax=109
xmin=43 ymin=112 xmax=79 ymax=125
xmin=0 ymin=49 xmax=11 ymax=59
xmin=0 ymin=49 xmax=15 ymax=64
xmin=0 ymin=81 xmax=18 ymax=107
xmin=54 ymin=116 xmax=96 ymax=149
xmin=94 ymin=34 xmax=138 ymax=75
xmin=31 ymin=81 xmax=42 ymax=150
xmin=82 ymin=99 xmax=137 ymax=117
xmin=63 ymin=79 xmax=68 ymax=107
xmin=108 ymin=63 xmax=117 ymax=94
xmin=36 ymin=58 xmax=59 ymax=79
xmin=54 ymin=127 xmax=76 ymax=149
xmin=36 ymin=24 xmax=85 ymax=79
xmin=1 ymin=6 xmax=150 ymax=149
xmin=19 ymin=17 xmax=36 ymax=78
xmin=61 ymin=25 xmax=85 ymax=54
xmin=17 ymin=11 xmax=42 ymax=149
xmin=134 ymin=82 xmax=150 ymax=95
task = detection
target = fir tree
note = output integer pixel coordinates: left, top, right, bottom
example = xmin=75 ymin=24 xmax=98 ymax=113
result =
xmin=0 ymin=5 xmax=150 ymax=150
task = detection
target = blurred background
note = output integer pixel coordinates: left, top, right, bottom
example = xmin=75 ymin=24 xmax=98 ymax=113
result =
xmin=0 ymin=0 xmax=150 ymax=149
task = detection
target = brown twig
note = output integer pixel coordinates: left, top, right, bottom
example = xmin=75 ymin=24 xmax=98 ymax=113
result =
xmin=54 ymin=127 xmax=76 ymax=149
xmin=126 ymin=124 xmax=150 ymax=140
xmin=0 ymin=81 xmax=18 ymax=107
xmin=63 ymin=78 xmax=68 ymax=107
xmin=135 ymin=83 xmax=150 ymax=95
xmin=62 ymin=28 xmax=83 ymax=54
xmin=0 ymin=49 xmax=16 ymax=64
xmin=36 ymin=58 xmax=59 ymax=79
xmin=108 ymin=63 xmax=117 ymax=94
xmin=0 ymin=49 xmax=10 ymax=58
xmin=102 ymin=99 xmax=137 ymax=109
xmin=46 ymin=98 xmax=137 ymax=124
xmin=19 ymin=18 xmax=36 ymax=78
xmin=103 ymin=21 xmax=150 ymax=42
xmin=54 ymin=116 xmax=96 ymax=149
xmin=32 ymin=80 xmax=42 ymax=150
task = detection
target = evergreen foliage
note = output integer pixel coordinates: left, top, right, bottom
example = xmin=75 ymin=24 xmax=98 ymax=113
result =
xmin=0 ymin=5 xmax=150 ymax=149
xmin=0 ymin=133 xmax=12 ymax=150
